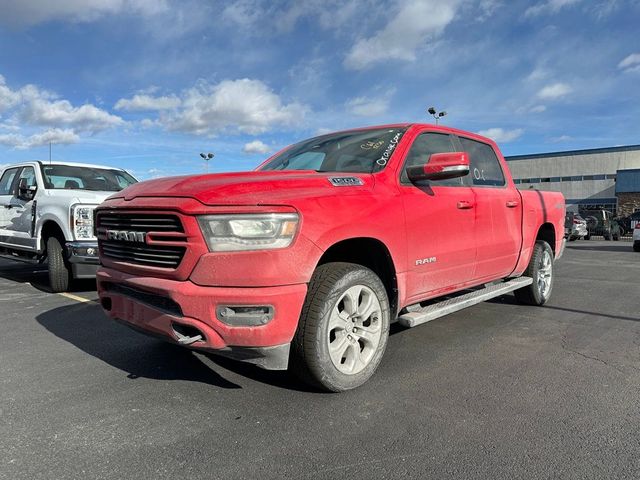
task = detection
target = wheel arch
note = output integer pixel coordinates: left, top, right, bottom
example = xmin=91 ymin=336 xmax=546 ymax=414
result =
xmin=315 ymin=237 xmax=399 ymax=315
xmin=536 ymin=222 xmax=557 ymax=254
xmin=40 ymin=219 xmax=67 ymax=253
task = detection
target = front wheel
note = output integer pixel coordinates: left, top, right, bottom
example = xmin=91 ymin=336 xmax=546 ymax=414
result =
xmin=290 ymin=262 xmax=390 ymax=392
xmin=514 ymin=240 xmax=554 ymax=306
xmin=47 ymin=236 xmax=72 ymax=292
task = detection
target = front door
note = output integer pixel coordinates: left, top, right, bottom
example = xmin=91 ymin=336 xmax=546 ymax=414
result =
xmin=400 ymin=131 xmax=476 ymax=302
xmin=0 ymin=166 xmax=38 ymax=250
xmin=0 ymin=167 xmax=21 ymax=246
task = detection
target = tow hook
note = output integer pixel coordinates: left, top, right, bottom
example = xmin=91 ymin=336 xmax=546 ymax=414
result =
xmin=172 ymin=322 xmax=204 ymax=345
xmin=174 ymin=331 xmax=203 ymax=345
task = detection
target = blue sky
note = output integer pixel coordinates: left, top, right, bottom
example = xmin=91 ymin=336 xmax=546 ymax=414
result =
xmin=0 ymin=0 xmax=639 ymax=179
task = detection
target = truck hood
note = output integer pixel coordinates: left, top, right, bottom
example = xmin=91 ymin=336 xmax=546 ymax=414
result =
xmin=109 ymin=171 xmax=374 ymax=205
xmin=43 ymin=188 xmax=117 ymax=205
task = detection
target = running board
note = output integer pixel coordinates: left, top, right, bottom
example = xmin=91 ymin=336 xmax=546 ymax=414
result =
xmin=397 ymin=277 xmax=533 ymax=328
xmin=0 ymin=252 xmax=40 ymax=264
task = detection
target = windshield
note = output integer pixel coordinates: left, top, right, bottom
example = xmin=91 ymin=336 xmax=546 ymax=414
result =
xmin=41 ymin=164 xmax=137 ymax=192
xmin=260 ymin=127 xmax=407 ymax=173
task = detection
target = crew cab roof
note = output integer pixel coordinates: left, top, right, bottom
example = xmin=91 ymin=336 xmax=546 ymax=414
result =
xmin=1 ymin=160 xmax=130 ymax=171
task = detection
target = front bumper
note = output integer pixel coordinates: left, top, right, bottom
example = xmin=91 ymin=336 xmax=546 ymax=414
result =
xmin=96 ymin=267 xmax=308 ymax=370
xmin=66 ymin=241 xmax=100 ymax=278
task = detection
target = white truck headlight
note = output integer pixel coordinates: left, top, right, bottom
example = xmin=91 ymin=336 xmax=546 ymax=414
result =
xmin=71 ymin=204 xmax=97 ymax=240
xmin=198 ymin=213 xmax=299 ymax=252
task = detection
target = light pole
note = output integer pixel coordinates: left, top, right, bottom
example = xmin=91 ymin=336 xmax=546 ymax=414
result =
xmin=428 ymin=106 xmax=447 ymax=125
xmin=199 ymin=152 xmax=214 ymax=173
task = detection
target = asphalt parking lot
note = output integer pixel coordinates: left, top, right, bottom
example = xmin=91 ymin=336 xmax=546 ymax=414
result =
xmin=1 ymin=241 xmax=639 ymax=480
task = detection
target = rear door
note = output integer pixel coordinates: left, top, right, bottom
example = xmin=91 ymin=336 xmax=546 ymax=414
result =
xmin=457 ymin=136 xmax=522 ymax=282
xmin=400 ymin=131 xmax=477 ymax=301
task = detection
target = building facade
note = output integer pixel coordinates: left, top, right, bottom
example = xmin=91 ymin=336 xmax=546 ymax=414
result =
xmin=505 ymin=145 xmax=640 ymax=215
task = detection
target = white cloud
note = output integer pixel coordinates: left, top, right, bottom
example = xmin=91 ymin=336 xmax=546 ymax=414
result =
xmin=476 ymin=0 xmax=503 ymax=21
xmin=551 ymin=134 xmax=573 ymax=142
xmin=0 ymin=128 xmax=79 ymax=150
xmin=530 ymin=105 xmax=547 ymax=113
xmin=618 ymin=53 xmax=640 ymax=73
xmin=0 ymin=0 xmax=167 ymax=28
xmin=526 ymin=67 xmax=550 ymax=82
xmin=20 ymin=97 xmax=124 ymax=133
xmin=344 ymin=0 xmax=459 ymax=70
xmin=477 ymin=128 xmax=523 ymax=143
xmin=0 ymin=74 xmax=124 ymax=149
xmin=242 ymin=140 xmax=271 ymax=155
xmin=345 ymin=90 xmax=394 ymax=117
xmin=114 ymin=94 xmax=181 ymax=111
xmin=537 ymin=82 xmax=572 ymax=99
xmin=0 ymin=75 xmax=20 ymax=113
xmin=158 ymin=78 xmax=306 ymax=136
xmin=223 ymin=0 xmax=363 ymax=34
xmin=525 ymin=0 xmax=582 ymax=17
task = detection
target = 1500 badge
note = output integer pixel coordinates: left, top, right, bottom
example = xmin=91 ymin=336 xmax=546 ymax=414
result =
xmin=329 ymin=177 xmax=364 ymax=186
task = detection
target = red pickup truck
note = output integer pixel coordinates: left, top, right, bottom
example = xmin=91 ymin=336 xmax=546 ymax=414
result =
xmin=96 ymin=124 xmax=565 ymax=391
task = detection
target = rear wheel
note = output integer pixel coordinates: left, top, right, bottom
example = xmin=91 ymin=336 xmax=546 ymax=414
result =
xmin=634 ymin=242 xmax=640 ymax=252
xmin=47 ymin=236 xmax=71 ymax=293
xmin=290 ymin=262 xmax=390 ymax=392
xmin=514 ymin=240 xmax=554 ymax=306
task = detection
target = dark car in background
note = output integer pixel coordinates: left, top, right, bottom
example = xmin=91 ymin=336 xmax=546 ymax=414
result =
xmin=617 ymin=211 xmax=640 ymax=237
xmin=579 ymin=209 xmax=614 ymax=240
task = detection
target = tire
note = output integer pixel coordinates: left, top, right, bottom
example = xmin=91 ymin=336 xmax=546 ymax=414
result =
xmin=514 ymin=240 xmax=554 ymax=306
xmin=290 ymin=262 xmax=390 ymax=392
xmin=584 ymin=233 xmax=591 ymax=240
xmin=613 ymin=233 xmax=619 ymax=241
xmin=634 ymin=242 xmax=640 ymax=252
xmin=568 ymin=236 xmax=576 ymax=242
xmin=47 ymin=236 xmax=71 ymax=293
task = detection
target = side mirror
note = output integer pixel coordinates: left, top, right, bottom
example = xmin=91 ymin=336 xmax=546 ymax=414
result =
xmin=16 ymin=178 xmax=37 ymax=201
xmin=407 ymin=152 xmax=470 ymax=182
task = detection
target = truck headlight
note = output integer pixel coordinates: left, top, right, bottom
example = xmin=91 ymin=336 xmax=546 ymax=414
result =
xmin=71 ymin=204 xmax=97 ymax=240
xmin=197 ymin=213 xmax=299 ymax=252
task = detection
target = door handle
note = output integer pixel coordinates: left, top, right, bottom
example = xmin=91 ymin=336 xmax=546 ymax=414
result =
xmin=3 ymin=205 xmax=12 ymax=209
xmin=457 ymin=201 xmax=474 ymax=210
xmin=506 ymin=200 xmax=519 ymax=208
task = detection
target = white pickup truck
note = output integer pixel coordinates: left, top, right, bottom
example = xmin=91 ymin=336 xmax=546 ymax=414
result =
xmin=0 ymin=161 xmax=137 ymax=291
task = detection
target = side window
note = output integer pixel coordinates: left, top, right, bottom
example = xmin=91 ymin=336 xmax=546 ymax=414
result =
xmin=17 ymin=166 xmax=37 ymax=188
xmin=401 ymin=132 xmax=461 ymax=186
xmin=0 ymin=168 xmax=20 ymax=195
xmin=458 ymin=137 xmax=505 ymax=187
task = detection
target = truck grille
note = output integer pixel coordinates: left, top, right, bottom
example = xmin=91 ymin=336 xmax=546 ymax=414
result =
xmin=97 ymin=213 xmax=184 ymax=232
xmin=97 ymin=213 xmax=187 ymax=269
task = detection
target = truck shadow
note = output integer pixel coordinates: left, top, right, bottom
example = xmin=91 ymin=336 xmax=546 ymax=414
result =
xmin=0 ymin=260 xmax=97 ymax=293
xmin=487 ymin=294 xmax=640 ymax=323
xmin=566 ymin=243 xmax=634 ymax=253
xmin=36 ymin=303 xmax=243 ymax=389
xmin=35 ymin=302 xmax=317 ymax=392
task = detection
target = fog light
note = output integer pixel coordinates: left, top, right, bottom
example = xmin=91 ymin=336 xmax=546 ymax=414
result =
xmin=216 ymin=305 xmax=274 ymax=326
xmin=86 ymin=247 xmax=96 ymax=256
